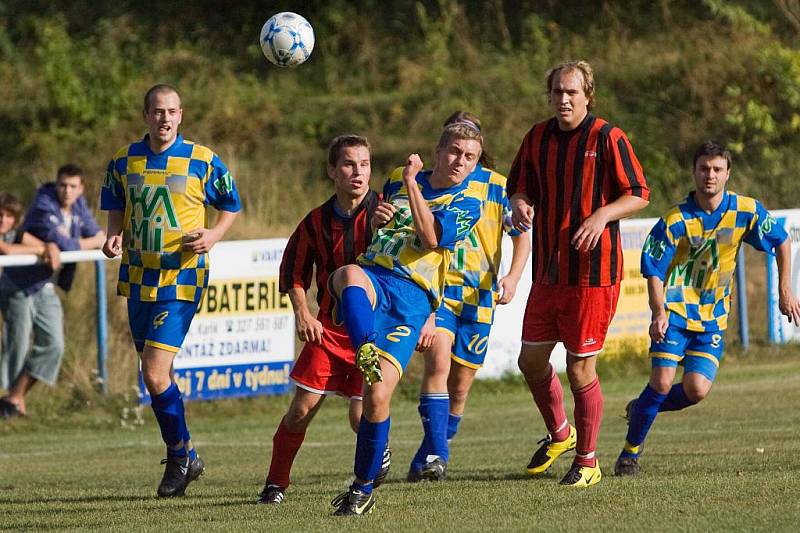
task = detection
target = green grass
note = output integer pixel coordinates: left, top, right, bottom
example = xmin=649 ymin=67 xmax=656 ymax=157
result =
xmin=2 ymin=351 xmax=800 ymax=531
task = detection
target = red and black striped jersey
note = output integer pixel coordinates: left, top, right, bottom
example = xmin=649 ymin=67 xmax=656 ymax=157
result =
xmin=507 ymin=114 xmax=650 ymax=287
xmin=279 ymin=190 xmax=380 ymax=318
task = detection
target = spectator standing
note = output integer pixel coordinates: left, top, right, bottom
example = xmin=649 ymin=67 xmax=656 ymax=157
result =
xmin=0 ymin=166 xmax=105 ymax=418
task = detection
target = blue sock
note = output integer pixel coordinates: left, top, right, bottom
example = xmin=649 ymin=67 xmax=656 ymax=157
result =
xmin=410 ymin=402 xmax=433 ymax=473
xmin=622 ymin=384 xmax=667 ymax=457
xmin=447 ymin=413 xmax=462 ymax=440
xmin=659 ymin=383 xmax=696 ymax=412
xmin=353 ymin=416 xmax=391 ymax=494
xmin=151 ymin=382 xmax=187 ymax=457
xmin=177 ymin=396 xmax=197 ymax=460
xmin=419 ymin=393 xmax=450 ymax=462
xmin=340 ymin=286 xmax=375 ymax=348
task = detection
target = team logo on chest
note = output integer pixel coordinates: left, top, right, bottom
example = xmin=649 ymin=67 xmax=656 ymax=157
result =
xmin=669 ymin=238 xmax=719 ymax=288
xmin=128 ymin=183 xmax=180 ymax=252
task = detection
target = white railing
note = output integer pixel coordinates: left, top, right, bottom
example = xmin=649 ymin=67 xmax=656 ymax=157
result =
xmin=0 ymin=250 xmax=116 ymax=393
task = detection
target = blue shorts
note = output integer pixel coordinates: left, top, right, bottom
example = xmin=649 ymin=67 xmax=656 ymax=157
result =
xmin=649 ymin=325 xmax=724 ymax=382
xmin=362 ymin=266 xmax=433 ymax=376
xmin=127 ymin=299 xmax=199 ymax=353
xmin=436 ymin=305 xmax=492 ymax=369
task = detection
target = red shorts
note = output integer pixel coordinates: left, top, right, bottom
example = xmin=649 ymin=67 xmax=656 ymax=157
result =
xmin=521 ymin=283 xmax=620 ymax=357
xmin=289 ymin=318 xmax=364 ymax=399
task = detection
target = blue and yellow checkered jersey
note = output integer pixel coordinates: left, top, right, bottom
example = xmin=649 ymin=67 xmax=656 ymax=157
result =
xmin=641 ymin=191 xmax=787 ymax=332
xmin=442 ymin=165 xmax=520 ymax=324
xmin=358 ymin=166 xmax=482 ymax=309
xmin=100 ymin=135 xmax=241 ymax=303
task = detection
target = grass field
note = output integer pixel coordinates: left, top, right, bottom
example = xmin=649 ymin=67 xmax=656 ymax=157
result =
xmin=1 ymin=349 xmax=799 ymax=532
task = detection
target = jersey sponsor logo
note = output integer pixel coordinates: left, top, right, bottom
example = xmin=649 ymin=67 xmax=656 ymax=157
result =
xmin=758 ymin=213 xmax=776 ymax=240
xmin=643 ymin=235 xmax=667 ymax=261
xmin=103 ymin=171 xmax=115 ymax=191
xmin=128 ymin=183 xmax=180 ymax=252
xmin=668 ymin=238 xmax=719 ymax=289
xmin=213 ymin=170 xmax=235 ymax=196
xmin=153 ymin=311 xmax=169 ymax=329
xmin=448 ymin=204 xmax=474 ymax=237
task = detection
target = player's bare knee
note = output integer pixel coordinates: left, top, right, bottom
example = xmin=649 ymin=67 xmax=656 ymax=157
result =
xmin=684 ymin=383 xmax=711 ymax=403
xmin=517 ymin=353 xmax=542 ymax=378
xmin=363 ymin=391 xmax=391 ymax=422
xmin=448 ymin=385 xmax=469 ymax=408
xmin=284 ymin=405 xmax=313 ymax=431
xmin=566 ymin=359 xmax=596 ymax=390
xmin=518 ymin=347 xmax=552 ymax=380
xmin=141 ymin=371 xmax=170 ymax=395
xmin=425 ymin=356 xmax=450 ymax=380
xmin=649 ymin=376 xmax=673 ymax=395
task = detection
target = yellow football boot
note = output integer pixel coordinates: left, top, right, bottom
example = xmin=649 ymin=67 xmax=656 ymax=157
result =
xmin=559 ymin=462 xmax=602 ymax=487
xmin=525 ymin=424 xmax=577 ymax=475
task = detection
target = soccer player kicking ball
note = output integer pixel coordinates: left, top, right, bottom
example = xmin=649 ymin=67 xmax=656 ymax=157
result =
xmin=408 ymin=112 xmax=530 ymax=482
xmin=328 ymin=124 xmax=484 ymax=516
xmin=614 ymin=141 xmax=800 ymax=476
xmin=508 ymin=60 xmax=650 ymax=487
xmin=257 ymin=135 xmax=390 ymax=505
xmin=101 ymin=84 xmax=241 ymax=497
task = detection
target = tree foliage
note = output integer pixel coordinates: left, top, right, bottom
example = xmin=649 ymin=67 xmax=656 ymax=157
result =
xmin=1 ymin=0 xmax=800 ymax=220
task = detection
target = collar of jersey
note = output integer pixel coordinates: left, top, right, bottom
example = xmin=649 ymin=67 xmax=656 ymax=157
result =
xmin=684 ymin=190 xmax=731 ymax=228
xmin=140 ymin=134 xmax=185 ymax=157
xmin=416 ymin=169 xmax=472 ymax=198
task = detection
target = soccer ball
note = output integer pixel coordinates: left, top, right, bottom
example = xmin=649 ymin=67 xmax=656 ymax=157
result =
xmin=259 ymin=12 xmax=315 ymax=67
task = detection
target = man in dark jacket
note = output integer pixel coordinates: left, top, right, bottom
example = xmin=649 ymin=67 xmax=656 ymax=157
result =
xmin=0 ymin=164 xmax=105 ymax=418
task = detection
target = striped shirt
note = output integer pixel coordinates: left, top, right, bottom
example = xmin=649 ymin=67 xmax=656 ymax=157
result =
xmin=279 ymin=190 xmax=380 ymax=319
xmin=507 ymin=114 xmax=650 ymax=287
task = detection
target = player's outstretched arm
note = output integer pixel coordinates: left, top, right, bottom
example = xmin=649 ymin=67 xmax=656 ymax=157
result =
xmin=287 ymin=287 xmax=323 ymax=344
xmin=183 ymin=210 xmax=239 ymax=254
xmin=102 ymin=209 xmax=124 ymax=258
xmin=497 ymin=232 xmax=531 ymax=305
xmin=776 ymin=239 xmax=800 ymax=324
xmin=402 ymin=154 xmax=439 ymax=249
xmin=647 ymin=276 xmax=668 ymax=342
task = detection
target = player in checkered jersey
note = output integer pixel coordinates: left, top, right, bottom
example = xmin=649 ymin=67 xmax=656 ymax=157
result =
xmin=614 ymin=141 xmax=800 ymax=476
xmin=101 ymin=84 xmax=241 ymax=498
xmin=407 ymin=112 xmax=531 ymax=482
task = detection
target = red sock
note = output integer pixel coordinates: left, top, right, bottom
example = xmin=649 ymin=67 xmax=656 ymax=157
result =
xmin=266 ymin=418 xmax=306 ymax=489
xmin=527 ymin=365 xmax=569 ymax=442
xmin=573 ymin=378 xmax=603 ymax=468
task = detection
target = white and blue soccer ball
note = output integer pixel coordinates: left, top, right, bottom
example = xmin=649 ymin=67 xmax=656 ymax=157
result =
xmin=260 ymin=12 xmax=315 ymax=67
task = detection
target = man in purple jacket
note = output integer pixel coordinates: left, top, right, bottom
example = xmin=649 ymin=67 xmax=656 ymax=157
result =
xmin=0 ymin=164 xmax=105 ymax=418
